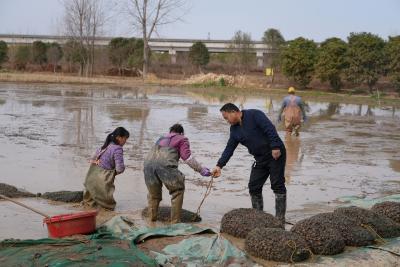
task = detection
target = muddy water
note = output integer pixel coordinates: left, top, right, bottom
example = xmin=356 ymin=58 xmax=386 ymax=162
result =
xmin=0 ymin=83 xmax=399 ymax=239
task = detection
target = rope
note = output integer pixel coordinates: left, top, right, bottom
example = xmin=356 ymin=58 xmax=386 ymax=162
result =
xmin=366 ymin=246 xmax=400 ymax=257
xmin=361 ymin=224 xmax=387 ymax=244
xmin=286 ymin=240 xmax=297 ymax=263
xmin=286 ymin=240 xmax=315 ymax=263
xmin=192 ymin=176 xmax=214 ymax=221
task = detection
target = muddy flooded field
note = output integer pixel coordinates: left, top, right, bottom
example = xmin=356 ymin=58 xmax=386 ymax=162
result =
xmin=0 ymin=82 xmax=399 ymax=239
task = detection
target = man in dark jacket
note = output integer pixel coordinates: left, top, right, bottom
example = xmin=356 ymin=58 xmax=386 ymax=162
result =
xmin=211 ymin=103 xmax=287 ymax=225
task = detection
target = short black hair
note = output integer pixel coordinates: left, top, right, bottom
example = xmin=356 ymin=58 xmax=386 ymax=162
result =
xmin=169 ymin=123 xmax=184 ymax=134
xmin=220 ymin=103 xmax=240 ymax=113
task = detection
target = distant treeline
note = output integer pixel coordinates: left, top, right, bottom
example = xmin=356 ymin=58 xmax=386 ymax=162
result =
xmin=0 ymin=29 xmax=399 ymax=93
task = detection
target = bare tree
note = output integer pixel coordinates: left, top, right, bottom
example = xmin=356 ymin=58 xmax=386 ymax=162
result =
xmin=126 ymin=0 xmax=188 ymax=78
xmin=47 ymin=42 xmax=63 ymax=73
xmin=63 ymin=0 xmax=109 ymax=76
xmin=230 ymin=30 xmax=255 ymax=73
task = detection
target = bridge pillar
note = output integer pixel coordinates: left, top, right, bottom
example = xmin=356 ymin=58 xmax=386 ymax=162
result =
xmin=169 ymin=49 xmax=177 ymax=64
xmin=256 ymin=51 xmax=264 ymax=68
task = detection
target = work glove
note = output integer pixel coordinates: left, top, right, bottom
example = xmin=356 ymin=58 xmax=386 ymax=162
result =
xmin=277 ymin=116 xmax=282 ymax=123
xmin=200 ymin=167 xmax=211 ymax=177
xmin=303 ymin=117 xmax=308 ymax=123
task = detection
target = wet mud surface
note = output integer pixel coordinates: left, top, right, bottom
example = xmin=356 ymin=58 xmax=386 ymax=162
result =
xmin=0 ymin=83 xmax=399 ymax=240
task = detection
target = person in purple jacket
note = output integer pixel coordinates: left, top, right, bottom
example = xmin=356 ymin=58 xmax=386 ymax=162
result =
xmin=83 ymin=127 xmax=130 ymax=210
xmin=144 ymin=123 xmax=211 ymax=223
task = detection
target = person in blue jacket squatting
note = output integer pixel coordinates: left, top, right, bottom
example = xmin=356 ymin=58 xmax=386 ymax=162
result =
xmin=211 ymin=103 xmax=287 ymax=226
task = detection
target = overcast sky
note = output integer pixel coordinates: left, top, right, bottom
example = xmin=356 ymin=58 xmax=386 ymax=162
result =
xmin=0 ymin=0 xmax=399 ymax=41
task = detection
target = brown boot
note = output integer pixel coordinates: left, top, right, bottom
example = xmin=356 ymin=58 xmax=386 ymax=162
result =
xmin=170 ymin=190 xmax=184 ymax=224
xmin=148 ymin=198 xmax=160 ymax=222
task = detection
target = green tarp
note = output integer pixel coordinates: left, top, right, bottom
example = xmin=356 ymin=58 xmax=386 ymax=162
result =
xmin=102 ymin=216 xmax=250 ymax=266
xmin=337 ymin=193 xmax=400 ymax=209
xmin=0 ymin=216 xmax=249 ymax=266
xmin=153 ymin=235 xmax=247 ymax=266
xmin=0 ymin=231 xmax=157 ymax=267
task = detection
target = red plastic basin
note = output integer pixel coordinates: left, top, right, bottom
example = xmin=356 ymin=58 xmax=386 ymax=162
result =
xmin=43 ymin=210 xmax=98 ymax=238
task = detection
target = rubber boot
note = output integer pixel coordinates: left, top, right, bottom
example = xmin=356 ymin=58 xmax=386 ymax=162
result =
xmin=251 ymin=193 xmax=264 ymax=211
xmin=148 ymin=198 xmax=160 ymax=222
xmin=275 ymin=193 xmax=287 ymax=228
xmin=170 ymin=190 xmax=184 ymax=223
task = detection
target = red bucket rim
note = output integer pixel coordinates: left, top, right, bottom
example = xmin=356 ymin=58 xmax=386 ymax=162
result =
xmin=43 ymin=210 xmax=97 ymax=224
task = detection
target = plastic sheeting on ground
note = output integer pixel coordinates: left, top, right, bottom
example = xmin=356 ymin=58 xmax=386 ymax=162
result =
xmin=0 ymin=231 xmax=157 ymax=267
xmin=337 ymin=194 xmax=400 ymax=209
xmin=102 ymin=215 xmax=214 ymax=242
xmin=282 ymin=237 xmax=400 ymax=267
xmin=153 ymin=235 xmax=247 ymax=266
xmin=102 ymin=215 xmax=250 ymax=266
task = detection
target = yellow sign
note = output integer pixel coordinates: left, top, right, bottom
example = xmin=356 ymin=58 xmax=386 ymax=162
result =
xmin=265 ymin=68 xmax=274 ymax=76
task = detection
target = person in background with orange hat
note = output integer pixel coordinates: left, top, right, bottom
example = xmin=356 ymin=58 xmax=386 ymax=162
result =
xmin=277 ymin=87 xmax=307 ymax=136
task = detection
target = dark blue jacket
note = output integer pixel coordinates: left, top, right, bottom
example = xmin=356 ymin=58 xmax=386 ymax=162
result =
xmin=217 ymin=109 xmax=284 ymax=168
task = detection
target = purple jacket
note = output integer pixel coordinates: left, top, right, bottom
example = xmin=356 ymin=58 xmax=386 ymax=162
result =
xmin=91 ymin=143 xmax=125 ymax=174
xmin=158 ymin=133 xmax=191 ymax=160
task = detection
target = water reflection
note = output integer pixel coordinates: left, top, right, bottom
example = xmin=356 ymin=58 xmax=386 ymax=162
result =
xmin=389 ymin=160 xmax=400 ymax=173
xmin=187 ymin=104 xmax=208 ymax=119
xmin=62 ymin=106 xmax=95 ymax=149
xmin=107 ymin=106 xmax=150 ymax=122
xmin=284 ymin=135 xmax=302 ymax=184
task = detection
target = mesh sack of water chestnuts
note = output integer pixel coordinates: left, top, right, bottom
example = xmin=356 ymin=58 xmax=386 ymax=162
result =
xmin=371 ymin=201 xmax=400 ymax=224
xmin=245 ymin=228 xmax=312 ymax=263
xmin=220 ymin=208 xmax=282 ymax=238
xmin=291 ymin=215 xmax=345 ymax=255
xmin=142 ymin=206 xmax=201 ymax=222
xmin=334 ymin=206 xmax=400 ymax=238
xmin=304 ymin=212 xmax=376 ymax=246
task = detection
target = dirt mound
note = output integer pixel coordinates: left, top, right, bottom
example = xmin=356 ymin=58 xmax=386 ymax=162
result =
xmin=220 ymin=208 xmax=282 ymax=238
xmin=371 ymin=201 xmax=400 ymax=224
xmin=142 ymin=206 xmax=201 ymax=223
xmin=41 ymin=191 xmax=83 ymax=203
xmin=245 ymin=228 xmax=311 ymax=263
xmin=0 ymin=183 xmax=36 ymax=198
xmin=334 ymin=206 xmax=400 ymax=238
xmin=291 ymin=216 xmax=345 ymax=255
xmin=307 ymin=212 xmax=375 ymax=246
xmin=185 ymin=73 xmax=246 ymax=87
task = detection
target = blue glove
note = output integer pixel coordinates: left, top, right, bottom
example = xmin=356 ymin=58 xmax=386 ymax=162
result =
xmin=277 ymin=116 xmax=282 ymax=123
xmin=303 ymin=117 xmax=308 ymax=123
xmin=200 ymin=167 xmax=211 ymax=177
